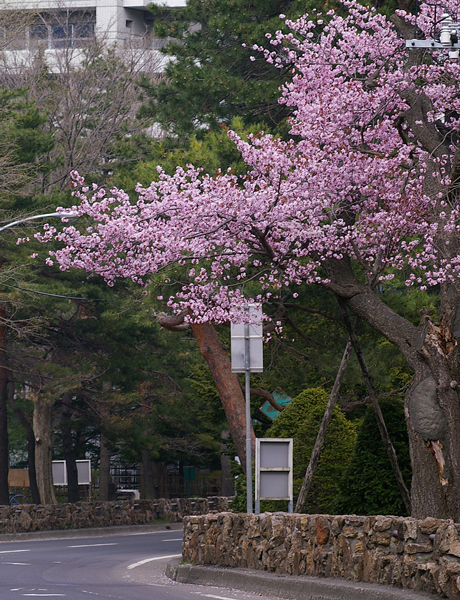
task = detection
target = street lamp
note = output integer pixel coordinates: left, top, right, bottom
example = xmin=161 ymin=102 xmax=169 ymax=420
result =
xmin=0 ymin=211 xmax=79 ymax=233
xmin=406 ymin=10 xmax=460 ymax=59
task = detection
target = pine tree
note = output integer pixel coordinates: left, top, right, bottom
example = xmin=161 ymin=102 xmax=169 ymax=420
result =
xmin=140 ymin=0 xmax=310 ymax=139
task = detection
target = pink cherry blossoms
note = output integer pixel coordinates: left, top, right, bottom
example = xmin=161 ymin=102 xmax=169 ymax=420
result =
xmin=33 ymin=0 xmax=460 ymax=322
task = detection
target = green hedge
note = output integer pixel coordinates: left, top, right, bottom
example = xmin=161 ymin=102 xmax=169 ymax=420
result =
xmin=266 ymin=388 xmax=357 ymax=513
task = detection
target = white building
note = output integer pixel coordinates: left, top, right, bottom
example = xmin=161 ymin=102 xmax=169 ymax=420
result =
xmin=2 ymin=0 xmax=186 ymax=49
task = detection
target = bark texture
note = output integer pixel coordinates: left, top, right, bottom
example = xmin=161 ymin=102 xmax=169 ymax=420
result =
xmin=98 ymin=434 xmax=111 ymax=502
xmin=190 ymin=321 xmax=255 ymax=470
xmin=33 ymin=394 xmax=57 ymax=505
xmin=0 ymin=308 xmax=9 ymax=505
xmin=7 ymin=390 xmax=40 ymax=504
xmin=323 ymin=255 xmax=460 ymax=519
xmin=141 ymin=450 xmax=156 ymax=500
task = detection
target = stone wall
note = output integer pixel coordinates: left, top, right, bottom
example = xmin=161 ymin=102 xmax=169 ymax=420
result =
xmin=0 ymin=497 xmax=230 ymax=534
xmin=183 ymin=512 xmax=460 ymax=599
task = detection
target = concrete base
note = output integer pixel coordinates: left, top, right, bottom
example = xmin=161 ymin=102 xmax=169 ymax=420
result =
xmin=168 ymin=561 xmax=438 ymax=600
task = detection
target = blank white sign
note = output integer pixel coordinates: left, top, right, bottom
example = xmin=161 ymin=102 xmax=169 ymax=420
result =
xmin=52 ymin=460 xmax=91 ymax=485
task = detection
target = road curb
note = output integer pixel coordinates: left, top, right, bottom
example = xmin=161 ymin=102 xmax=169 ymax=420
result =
xmin=0 ymin=522 xmax=183 ymax=543
xmin=168 ymin=562 xmax=437 ymax=600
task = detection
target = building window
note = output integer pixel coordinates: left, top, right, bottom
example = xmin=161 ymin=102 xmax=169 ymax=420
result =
xmin=4 ymin=11 xmax=96 ymax=51
xmin=49 ymin=23 xmax=95 ymax=48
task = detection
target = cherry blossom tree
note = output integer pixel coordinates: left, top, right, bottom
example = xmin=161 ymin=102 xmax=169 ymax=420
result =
xmin=34 ymin=0 xmax=460 ymax=519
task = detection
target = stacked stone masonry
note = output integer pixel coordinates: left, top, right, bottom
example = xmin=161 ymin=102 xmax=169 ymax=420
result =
xmin=182 ymin=512 xmax=460 ymax=599
xmin=0 ymin=497 xmax=229 ymax=533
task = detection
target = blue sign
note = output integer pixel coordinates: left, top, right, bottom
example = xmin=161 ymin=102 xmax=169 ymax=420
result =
xmin=259 ymin=390 xmax=292 ymax=421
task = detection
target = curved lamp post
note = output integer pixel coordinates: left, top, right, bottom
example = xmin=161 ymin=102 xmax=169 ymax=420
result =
xmin=0 ymin=211 xmax=79 ymax=234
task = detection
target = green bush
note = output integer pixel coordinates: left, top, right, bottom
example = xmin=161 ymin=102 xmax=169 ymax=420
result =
xmin=266 ymin=388 xmax=357 ymax=514
xmin=333 ymin=397 xmax=411 ymax=516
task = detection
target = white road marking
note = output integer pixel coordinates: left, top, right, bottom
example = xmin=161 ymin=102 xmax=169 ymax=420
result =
xmin=131 ymin=531 xmax=166 ymax=536
xmin=22 ymin=595 xmax=65 ymax=597
xmin=68 ymin=543 xmax=118 ymax=548
xmin=192 ymin=595 xmax=241 ymax=600
xmin=0 ymin=549 xmax=30 ymax=554
xmin=162 ymin=538 xmax=182 ymax=541
xmin=4 ymin=562 xmax=30 ymax=565
xmin=127 ymin=553 xmax=182 ymax=569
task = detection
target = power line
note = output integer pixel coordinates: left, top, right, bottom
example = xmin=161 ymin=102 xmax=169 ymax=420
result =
xmin=0 ymin=283 xmax=127 ymax=302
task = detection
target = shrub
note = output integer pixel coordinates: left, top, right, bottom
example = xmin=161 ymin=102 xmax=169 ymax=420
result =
xmin=266 ymin=388 xmax=357 ymax=513
xmin=333 ymin=397 xmax=411 ymax=516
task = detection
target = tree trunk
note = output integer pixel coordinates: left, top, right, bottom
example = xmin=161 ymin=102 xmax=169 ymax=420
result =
xmin=349 ymin=292 xmax=460 ymax=519
xmin=27 ymin=429 xmax=40 ymax=504
xmin=406 ymin=282 xmax=460 ymax=521
xmin=323 ymin=255 xmax=460 ymax=519
xmin=99 ymin=433 xmax=111 ymax=501
xmin=141 ymin=450 xmax=156 ymax=500
xmin=220 ymin=430 xmax=234 ymax=496
xmin=190 ymin=321 xmax=254 ymax=470
xmin=7 ymin=389 xmax=40 ymax=504
xmin=0 ymin=308 xmax=9 ymax=505
xmin=153 ymin=461 xmax=168 ymax=498
xmin=33 ymin=394 xmax=56 ymax=505
xmin=60 ymin=396 xmax=79 ymax=503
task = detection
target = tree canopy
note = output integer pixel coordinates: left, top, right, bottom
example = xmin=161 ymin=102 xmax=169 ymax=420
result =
xmin=29 ymin=0 xmax=460 ymax=519
xmin=139 ymin=0 xmax=309 ymax=138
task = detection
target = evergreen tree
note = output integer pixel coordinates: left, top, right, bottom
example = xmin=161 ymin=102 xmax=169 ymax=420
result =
xmin=140 ymin=0 xmax=310 ymax=139
xmin=334 ymin=398 xmax=412 ymax=516
xmin=266 ymin=388 xmax=357 ymax=513
xmin=0 ymin=89 xmax=53 ymax=505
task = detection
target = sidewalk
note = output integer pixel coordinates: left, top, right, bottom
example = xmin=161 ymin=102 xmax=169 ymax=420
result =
xmin=0 ymin=522 xmax=183 ymax=543
xmin=167 ymin=559 xmax=438 ymax=600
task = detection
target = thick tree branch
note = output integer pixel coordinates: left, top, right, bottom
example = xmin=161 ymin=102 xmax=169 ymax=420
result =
xmin=249 ymin=387 xmax=285 ymax=412
xmin=263 ymin=303 xmax=286 ymax=334
xmin=281 ymin=303 xmax=342 ymax=325
xmin=284 ymin=315 xmax=330 ymax=349
xmin=157 ymin=311 xmax=190 ymax=332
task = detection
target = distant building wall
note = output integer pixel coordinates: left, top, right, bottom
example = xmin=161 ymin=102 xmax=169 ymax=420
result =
xmin=2 ymin=0 xmax=185 ymax=46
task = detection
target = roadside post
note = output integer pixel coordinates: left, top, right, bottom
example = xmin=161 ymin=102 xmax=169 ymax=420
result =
xmin=183 ymin=466 xmax=196 ymax=498
xmin=230 ymin=304 xmax=263 ymax=514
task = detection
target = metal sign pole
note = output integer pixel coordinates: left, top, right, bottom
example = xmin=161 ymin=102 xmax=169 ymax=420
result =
xmin=230 ymin=303 xmax=263 ymax=514
xmin=245 ymin=318 xmax=253 ymax=514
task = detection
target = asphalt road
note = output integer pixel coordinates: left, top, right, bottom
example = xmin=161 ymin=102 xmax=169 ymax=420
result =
xmin=0 ymin=527 xmax=283 ymax=600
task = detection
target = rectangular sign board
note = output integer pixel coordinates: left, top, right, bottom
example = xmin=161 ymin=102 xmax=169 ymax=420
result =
xmin=52 ymin=460 xmax=91 ymax=486
xmin=255 ymin=438 xmax=293 ymax=506
xmin=231 ymin=304 xmax=263 ymax=373
xmin=8 ymin=469 xmax=30 ymax=487
xmin=76 ymin=460 xmax=91 ymax=485
xmin=52 ymin=460 xmax=66 ymax=486
xmin=260 ymin=471 xmax=290 ymax=498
